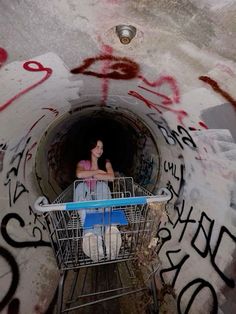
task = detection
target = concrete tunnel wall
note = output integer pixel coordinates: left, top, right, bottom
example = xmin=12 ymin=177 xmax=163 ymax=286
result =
xmin=0 ymin=35 xmax=236 ymax=314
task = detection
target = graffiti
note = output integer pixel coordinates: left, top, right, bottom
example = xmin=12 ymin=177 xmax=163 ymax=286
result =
xmin=1 ymin=213 xmax=50 ymax=248
xmin=157 ymin=198 xmax=236 ymax=313
xmin=173 ymin=200 xmax=196 ymax=242
xmin=164 ymin=161 xmax=182 ymax=181
xmin=128 ymin=74 xmax=190 ymax=124
xmin=4 ymin=137 xmax=31 ymax=207
xmin=23 ymin=141 xmax=37 ymax=179
xmin=42 ymin=107 xmax=59 ymax=117
xmin=146 ymin=113 xmax=197 ymax=150
xmin=191 ymin=214 xmax=236 ymax=288
xmin=199 ymin=76 xmax=236 ymax=110
xmin=0 ymin=246 xmax=19 ymax=312
xmin=47 ymin=132 xmax=68 ymax=190
xmin=129 ymin=90 xmax=187 ymax=125
xmin=0 ymin=47 xmax=8 ymax=67
xmin=198 ymin=121 xmax=208 ymax=129
xmin=166 ymin=181 xmax=180 ymax=202
xmin=100 ymin=45 xmax=113 ymax=105
xmin=71 ymin=55 xmax=139 ymax=80
xmin=27 ymin=115 xmax=46 ymax=134
xmin=189 ymin=121 xmax=209 ymax=130
xmin=177 ymin=278 xmax=218 ymax=314
xmin=160 ymin=125 xmax=197 ymax=150
xmin=7 ymin=299 xmax=20 ymax=314
xmin=0 ymin=61 xmax=52 ymax=112
xmin=3 ymin=112 xmax=47 ymax=205
xmin=0 ymin=142 xmax=7 ymax=150
xmin=156 ymin=227 xmax=172 ymax=254
xmin=138 ymin=75 xmax=180 ymax=104
xmin=136 ymin=154 xmax=154 ymax=185
xmin=216 ymin=63 xmax=235 ymax=77
xmin=160 ymin=249 xmax=190 ymax=288
xmin=0 ymin=142 xmax=7 ymax=172
xmin=28 ymin=205 xmax=47 ymax=230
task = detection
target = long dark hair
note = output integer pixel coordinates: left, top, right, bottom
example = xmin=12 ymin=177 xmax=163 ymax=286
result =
xmin=86 ymin=137 xmax=108 ymax=171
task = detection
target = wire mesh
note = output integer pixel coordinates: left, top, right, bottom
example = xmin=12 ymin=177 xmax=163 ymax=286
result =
xmin=44 ymin=177 xmax=154 ymax=270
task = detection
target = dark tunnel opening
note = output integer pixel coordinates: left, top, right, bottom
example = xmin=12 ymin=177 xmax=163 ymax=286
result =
xmin=35 ymin=107 xmax=160 ymax=200
xmin=61 ymin=115 xmax=137 ymax=183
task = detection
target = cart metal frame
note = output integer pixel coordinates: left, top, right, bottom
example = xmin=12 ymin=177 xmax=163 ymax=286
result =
xmin=34 ymin=177 xmax=171 ymax=313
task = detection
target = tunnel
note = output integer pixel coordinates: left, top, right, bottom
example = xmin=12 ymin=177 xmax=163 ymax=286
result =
xmin=35 ymin=104 xmax=160 ymax=199
xmin=0 ymin=1 xmax=236 ymax=314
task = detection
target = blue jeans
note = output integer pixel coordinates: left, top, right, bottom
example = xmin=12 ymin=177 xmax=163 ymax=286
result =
xmin=74 ymin=181 xmax=111 ymax=236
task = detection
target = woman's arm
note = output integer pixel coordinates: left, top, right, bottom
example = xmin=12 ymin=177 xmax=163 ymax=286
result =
xmin=76 ymin=162 xmax=106 ymax=179
xmin=93 ymin=161 xmax=115 ymax=181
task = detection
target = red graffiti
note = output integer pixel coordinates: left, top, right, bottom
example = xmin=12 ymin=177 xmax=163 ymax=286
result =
xmin=0 ymin=61 xmax=52 ymax=113
xmin=101 ymin=45 xmax=113 ymax=105
xmin=198 ymin=121 xmax=208 ymax=129
xmin=199 ymin=76 xmax=236 ymax=110
xmin=23 ymin=141 xmax=37 ymax=179
xmin=188 ymin=121 xmax=209 ymax=131
xmin=0 ymin=48 xmax=8 ymax=67
xmin=138 ymin=75 xmax=180 ymax=104
xmin=215 ymin=63 xmax=235 ymax=77
xmin=28 ymin=115 xmax=46 ymax=134
xmin=42 ymin=107 xmax=59 ymax=117
xmin=71 ymin=55 xmax=139 ymax=80
xmin=129 ymin=75 xmax=187 ymax=124
xmin=128 ymin=89 xmax=187 ymax=125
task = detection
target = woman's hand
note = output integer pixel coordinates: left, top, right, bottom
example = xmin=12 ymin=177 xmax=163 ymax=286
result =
xmin=96 ymin=169 xmax=107 ymax=175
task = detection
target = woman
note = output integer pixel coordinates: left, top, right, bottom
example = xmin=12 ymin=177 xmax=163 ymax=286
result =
xmin=74 ymin=138 xmax=121 ymax=262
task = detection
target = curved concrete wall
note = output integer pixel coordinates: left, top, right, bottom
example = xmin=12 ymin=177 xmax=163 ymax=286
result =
xmin=0 ymin=29 xmax=236 ymax=314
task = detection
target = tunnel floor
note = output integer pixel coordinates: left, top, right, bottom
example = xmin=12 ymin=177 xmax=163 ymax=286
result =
xmin=60 ymin=261 xmax=154 ymax=314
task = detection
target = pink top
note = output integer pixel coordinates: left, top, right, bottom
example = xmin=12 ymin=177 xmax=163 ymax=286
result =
xmin=78 ymin=159 xmax=109 ymax=190
xmin=78 ymin=160 xmax=96 ymax=190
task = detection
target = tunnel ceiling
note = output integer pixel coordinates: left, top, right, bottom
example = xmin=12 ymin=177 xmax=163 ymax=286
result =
xmin=1 ymin=0 xmax=236 ymax=66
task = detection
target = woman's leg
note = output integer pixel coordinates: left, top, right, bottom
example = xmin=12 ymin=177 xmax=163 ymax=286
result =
xmin=95 ymin=181 xmax=122 ymax=260
xmin=73 ymin=182 xmax=91 ymax=225
xmin=74 ymin=182 xmax=104 ymax=262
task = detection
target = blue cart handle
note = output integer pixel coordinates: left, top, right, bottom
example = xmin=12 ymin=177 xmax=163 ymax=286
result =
xmin=34 ymin=188 xmax=171 ymax=213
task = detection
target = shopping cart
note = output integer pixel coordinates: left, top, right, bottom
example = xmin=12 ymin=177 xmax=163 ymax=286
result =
xmin=34 ymin=177 xmax=171 ymax=313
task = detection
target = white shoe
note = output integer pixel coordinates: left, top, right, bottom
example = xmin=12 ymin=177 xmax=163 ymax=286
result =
xmin=82 ymin=233 xmax=104 ymax=262
xmin=105 ymin=226 xmax=122 ymax=260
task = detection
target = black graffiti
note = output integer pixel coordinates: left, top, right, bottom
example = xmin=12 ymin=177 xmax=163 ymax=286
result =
xmin=191 ymin=213 xmax=236 ymax=288
xmin=191 ymin=212 xmax=214 ymax=258
xmin=156 ymin=225 xmax=172 ymax=254
xmin=4 ymin=137 xmax=31 ymax=206
xmin=160 ymin=249 xmax=190 ymax=288
xmin=211 ymin=226 xmax=236 ymax=288
xmin=4 ymin=180 xmax=29 ymax=207
xmin=7 ymin=298 xmax=20 ymax=314
xmin=0 ymin=246 xmax=19 ymax=312
xmin=1 ymin=213 xmax=50 ymax=248
xmin=159 ymin=125 xmax=197 ymax=150
xmin=137 ymin=154 xmax=154 ymax=185
xmin=164 ymin=160 xmax=181 ymax=181
xmin=166 ymin=181 xmax=179 ymax=202
xmin=28 ymin=206 xmax=47 ymax=230
xmin=146 ymin=114 xmax=197 ymax=150
xmin=0 ymin=142 xmax=7 ymax=150
xmin=177 ymin=278 xmax=218 ymax=314
xmin=173 ymin=200 xmax=196 ymax=242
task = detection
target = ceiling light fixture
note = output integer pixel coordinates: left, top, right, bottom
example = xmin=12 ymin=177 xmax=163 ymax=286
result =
xmin=115 ymin=25 xmax=137 ymax=45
